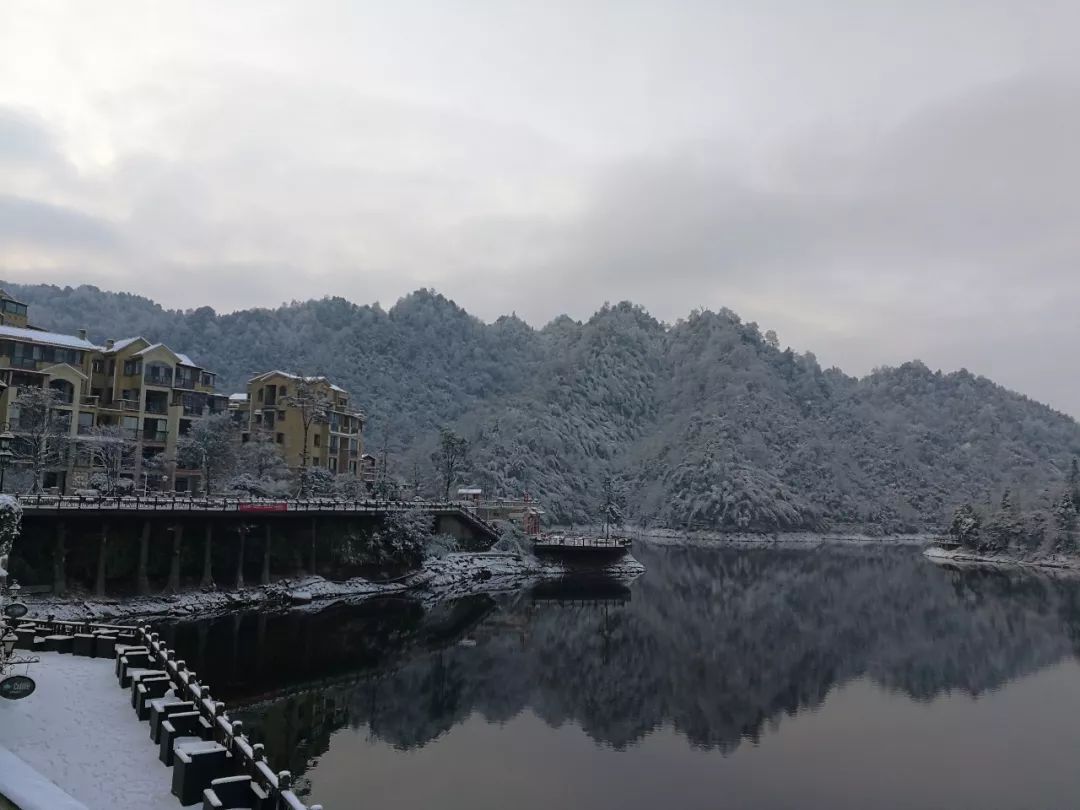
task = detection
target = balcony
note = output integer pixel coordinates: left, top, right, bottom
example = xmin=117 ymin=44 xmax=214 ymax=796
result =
xmin=144 ymin=372 xmax=173 ymax=387
xmin=145 ymin=403 xmax=168 ymax=415
xmin=142 ymin=429 xmax=168 ymax=443
xmin=80 ymin=395 xmax=100 ymax=407
xmin=174 ymin=375 xmax=196 ymax=391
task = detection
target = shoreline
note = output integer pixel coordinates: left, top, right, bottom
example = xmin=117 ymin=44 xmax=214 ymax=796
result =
xmin=20 ymin=550 xmax=647 ymax=622
xmin=628 ymin=528 xmax=934 ymax=548
xmin=924 ymin=545 xmax=1080 ymax=576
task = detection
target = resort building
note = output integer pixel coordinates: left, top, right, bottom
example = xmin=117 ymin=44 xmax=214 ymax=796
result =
xmin=237 ymin=371 xmax=366 ymax=480
xmin=0 ymin=290 xmax=227 ymax=493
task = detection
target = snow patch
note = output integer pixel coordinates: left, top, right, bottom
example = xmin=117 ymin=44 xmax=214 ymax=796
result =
xmin=22 ymin=551 xmax=647 ymax=621
xmin=0 ymin=652 xmax=185 ymax=809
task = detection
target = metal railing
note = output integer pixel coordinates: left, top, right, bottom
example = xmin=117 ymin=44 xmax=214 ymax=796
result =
xmin=15 ymin=495 xmax=499 ymax=531
xmin=533 ymin=534 xmax=632 ymax=549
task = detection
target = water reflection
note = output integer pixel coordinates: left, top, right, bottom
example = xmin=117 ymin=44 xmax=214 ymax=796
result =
xmin=163 ymin=543 xmax=1080 ymax=798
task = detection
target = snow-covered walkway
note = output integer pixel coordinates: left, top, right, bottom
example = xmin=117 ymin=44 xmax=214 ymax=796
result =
xmin=0 ymin=652 xmax=190 ymax=809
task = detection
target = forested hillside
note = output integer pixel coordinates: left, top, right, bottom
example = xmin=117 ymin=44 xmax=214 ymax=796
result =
xmin=12 ymin=281 xmax=1080 ymax=533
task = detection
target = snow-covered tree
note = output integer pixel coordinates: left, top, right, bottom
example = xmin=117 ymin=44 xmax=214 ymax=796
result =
xmin=177 ymin=413 xmax=238 ymax=496
xmin=601 ymin=475 xmax=624 ymax=538
xmin=284 ymin=377 xmax=333 ymax=490
xmin=948 ymin=503 xmax=981 ymax=549
xmin=11 ymin=386 xmax=69 ymax=494
xmin=373 ymin=507 xmax=432 ymax=566
xmin=229 ymin=430 xmax=291 ymax=497
xmin=0 ymin=495 xmax=23 ymax=587
xmin=298 ymin=465 xmax=336 ymax=498
xmin=432 ymin=427 xmax=468 ymax=499
xmin=1053 ymin=490 xmax=1078 ymax=552
xmin=143 ymin=452 xmax=176 ymax=493
xmin=81 ymin=425 xmax=137 ymax=495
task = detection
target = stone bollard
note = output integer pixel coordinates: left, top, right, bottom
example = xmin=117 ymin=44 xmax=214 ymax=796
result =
xmin=171 ymin=739 xmax=230 ymax=805
xmin=73 ymin=633 xmax=96 ymax=657
xmin=94 ymin=634 xmax=117 ymax=658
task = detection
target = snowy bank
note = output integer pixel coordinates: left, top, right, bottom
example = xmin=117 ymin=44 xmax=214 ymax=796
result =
xmin=925 ymin=545 xmax=1080 ymax=575
xmin=630 ymin=528 xmax=934 ymax=548
xmin=21 ymin=550 xmax=646 ymax=622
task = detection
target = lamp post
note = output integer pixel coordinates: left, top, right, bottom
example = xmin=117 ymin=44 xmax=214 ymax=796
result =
xmin=0 ymin=428 xmax=14 ymax=492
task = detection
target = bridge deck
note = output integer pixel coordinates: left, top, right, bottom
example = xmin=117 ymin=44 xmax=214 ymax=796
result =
xmin=16 ymin=495 xmax=500 ymax=538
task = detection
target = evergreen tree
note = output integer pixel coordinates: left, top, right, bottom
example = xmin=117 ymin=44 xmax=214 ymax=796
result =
xmin=948 ymin=503 xmax=981 ymax=549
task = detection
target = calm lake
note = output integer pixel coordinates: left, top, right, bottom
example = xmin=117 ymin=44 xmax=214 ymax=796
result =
xmin=162 ymin=542 xmax=1080 ymax=809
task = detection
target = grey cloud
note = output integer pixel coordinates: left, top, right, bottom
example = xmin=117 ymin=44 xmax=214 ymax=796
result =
xmin=440 ymin=76 xmax=1080 ymax=414
xmin=2 ymin=55 xmax=1080 ymax=417
xmin=0 ymin=108 xmax=61 ymax=167
xmin=0 ymin=195 xmax=121 ymax=250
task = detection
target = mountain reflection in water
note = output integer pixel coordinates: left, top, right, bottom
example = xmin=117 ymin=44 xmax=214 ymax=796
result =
xmin=162 ymin=543 xmax=1080 ymax=809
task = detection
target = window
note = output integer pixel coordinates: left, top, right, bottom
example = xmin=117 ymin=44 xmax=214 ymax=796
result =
xmin=313 ymin=434 xmax=321 ymax=447
xmin=329 ymin=458 xmax=338 ymax=472
xmin=349 ymin=461 xmax=357 ymax=474
xmin=279 ymin=386 xmax=287 ymax=397
xmin=276 ymin=433 xmax=284 ymax=444
xmin=107 ymin=359 xmax=115 ymax=375
xmin=144 ymin=362 xmax=173 ymax=387
xmin=257 ymin=388 xmax=263 ymax=402
xmin=123 ymin=359 xmax=142 ymax=376
xmin=92 ymin=359 xmax=103 ymax=373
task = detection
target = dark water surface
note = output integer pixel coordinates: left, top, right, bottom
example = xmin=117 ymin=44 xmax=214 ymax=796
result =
xmin=163 ymin=543 xmax=1080 ymax=809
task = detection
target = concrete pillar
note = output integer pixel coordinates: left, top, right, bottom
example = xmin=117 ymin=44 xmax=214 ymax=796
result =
xmin=166 ymin=524 xmax=183 ymax=593
xmin=235 ymin=525 xmax=247 ymax=590
xmin=95 ymin=522 xmax=109 ymax=598
xmin=136 ymin=520 xmax=151 ymax=595
xmin=200 ymin=523 xmax=215 ymax=589
xmin=53 ymin=521 xmax=67 ymax=597
xmin=261 ymin=524 xmax=272 ymax=585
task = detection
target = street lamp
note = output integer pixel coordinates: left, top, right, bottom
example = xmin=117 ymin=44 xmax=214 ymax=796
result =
xmin=1 ymin=628 xmax=15 ymax=659
xmin=0 ymin=429 xmax=14 ymax=492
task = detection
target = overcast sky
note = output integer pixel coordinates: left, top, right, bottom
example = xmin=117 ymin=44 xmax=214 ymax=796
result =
xmin=2 ymin=2 xmax=1079 ymax=413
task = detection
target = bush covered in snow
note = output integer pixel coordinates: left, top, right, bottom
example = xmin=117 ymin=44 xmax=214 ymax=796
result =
xmin=0 ymin=494 xmax=23 ymax=579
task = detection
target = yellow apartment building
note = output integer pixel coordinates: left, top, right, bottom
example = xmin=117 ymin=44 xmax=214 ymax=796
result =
xmin=0 ymin=290 xmax=227 ymax=493
xmin=238 ymin=371 xmax=366 ymax=480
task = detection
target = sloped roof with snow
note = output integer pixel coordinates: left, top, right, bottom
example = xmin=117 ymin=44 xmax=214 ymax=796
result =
xmin=0 ymin=324 xmax=99 ymax=351
xmin=105 ymin=337 xmax=143 ymax=353
xmin=0 ymin=288 xmax=27 ymax=306
xmin=133 ymin=344 xmax=203 ymax=368
xmin=248 ymin=370 xmax=347 ymax=392
xmin=228 ymin=392 xmax=249 ymax=402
